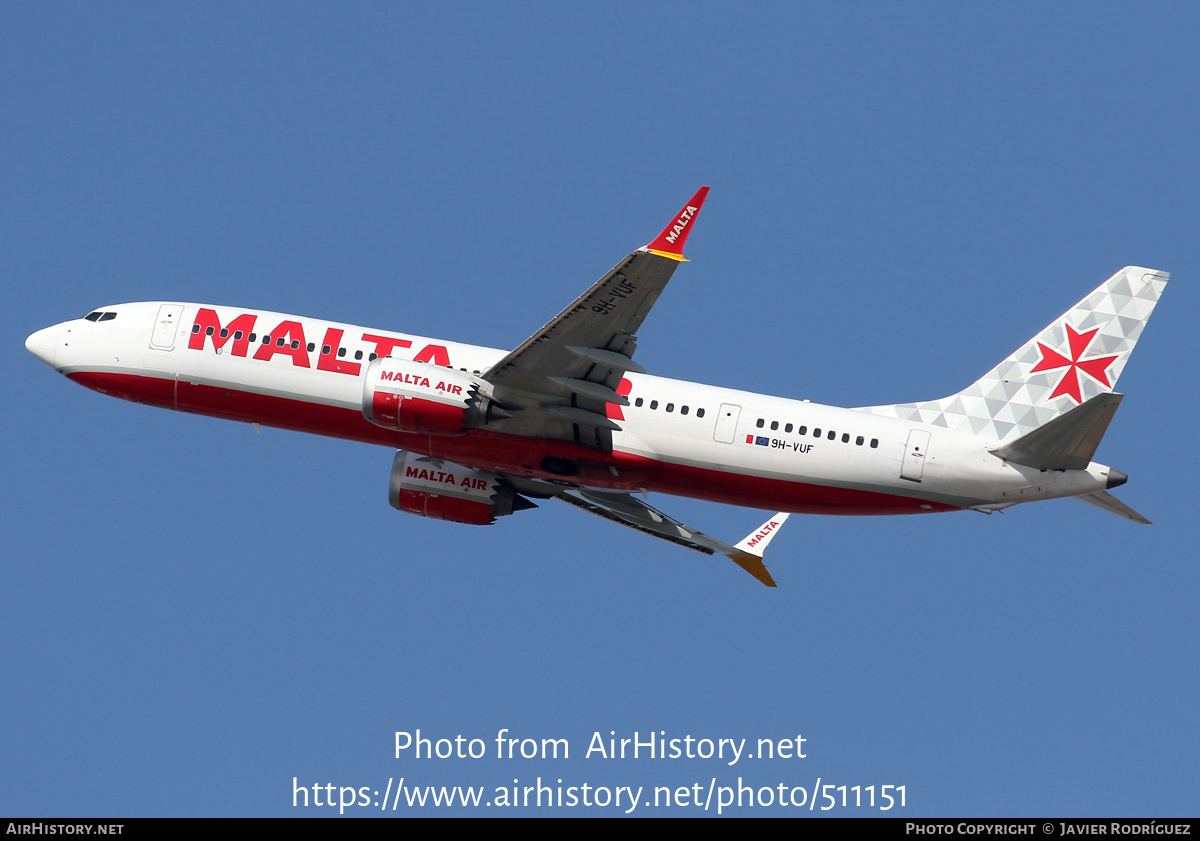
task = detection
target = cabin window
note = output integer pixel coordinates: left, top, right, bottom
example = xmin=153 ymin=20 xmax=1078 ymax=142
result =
xmin=290 ymin=340 xmax=300 ymax=350
xmin=681 ymin=406 xmax=689 ymax=415
xmin=650 ymin=400 xmax=659 ymax=410
xmin=770 ymin=421 xmax=779 ymax=431
xmin=219 ymin=328 xmax=229 ymax=338
xmin=870 ymin=438 xmax=879 ymax=448
xmin=337 ymin=348 xmax=346 ymax=358
xmin=321 ymin=345 xmax=331 ymax=355
xmin=354 ymin=350 xmax=363 ymax=360
xmin=249 ymin=333 xmax=257 ymax=342
xmin=369 ymin=353 xmax=378 ymax=361
xmin=234 ymin=331 xmax=243 ymax=340
xmin=798 ymin=425 xmax=807 ymax=435
xmin=785 ymin=423 xmax=793 ymax=433
xmin=842 ymin=433 xmax=850 ymax=443
xmin=827 ymin=430 xmax=836 ymax=440
xmin=813 ymin=428 xmax=821 ymax=437
xmin=756 ymin=418 xmax=765 ymax=428
xmin=307 ymin=342 xmax=315 ymax=352
xmin=666 ymin=403 xmax=674 ymax=413
xmin=856 ymin=435 xmax=864 ymax=446
xmin=189 ymin=322 xmax=199 ymax=332
xmin=635 ymin=397 xmax=644 ymax=407
xmin=206 ymin=326 xmax=215 ymax=336
xmin=276 ymin=337 xmax=286 ymax=347
xmin=697 ymin=408 xmax=705 ymax=418
xmin=262 ymin=335 xmax=271 ymax=344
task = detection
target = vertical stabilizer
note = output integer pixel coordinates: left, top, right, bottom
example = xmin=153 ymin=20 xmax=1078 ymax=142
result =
xmin=858 ymin=267 xmax=1168 ymax=443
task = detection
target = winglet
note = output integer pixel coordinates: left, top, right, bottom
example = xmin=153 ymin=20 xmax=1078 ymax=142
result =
xmin=734 ymin=512 xmax=789 ymax=556
xmin=643 ymin=186 xmax=710 ymax=261
xmin=727 ymin=513 xmax=790 ymax=588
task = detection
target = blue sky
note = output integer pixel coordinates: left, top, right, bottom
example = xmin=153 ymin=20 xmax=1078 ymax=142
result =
xmin=3 ymin=2 xmax=1197 ymax=817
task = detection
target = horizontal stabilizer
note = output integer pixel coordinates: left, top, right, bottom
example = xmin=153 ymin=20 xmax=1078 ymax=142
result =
xmin=990 ymin=393 xmax=1122 ymax=470
xmin=1074 ymin=491 xmax=1152 ymax=524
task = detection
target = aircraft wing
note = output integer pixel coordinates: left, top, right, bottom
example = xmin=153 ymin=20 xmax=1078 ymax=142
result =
xmin=557 ymin=488 xmax=788 ymax=587
xmin=481 ymin=187 xmax=709 ymax=449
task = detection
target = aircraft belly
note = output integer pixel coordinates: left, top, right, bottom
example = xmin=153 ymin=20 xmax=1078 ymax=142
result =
xmin=645 ymin=461 xmax=959 ymax=515
xmin=66 ymin=369 xmax=177 ymax=410
xmin=628 ymin=424 xmax=968 ymax=513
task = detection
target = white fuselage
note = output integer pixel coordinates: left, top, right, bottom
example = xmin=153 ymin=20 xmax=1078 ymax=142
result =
xmin=26 ymin=301 xmax=1118 ymax=516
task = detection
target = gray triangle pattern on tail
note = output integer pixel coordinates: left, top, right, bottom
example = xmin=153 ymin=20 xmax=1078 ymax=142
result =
xmin=855 ymin=267 xmax=1168 ymax=444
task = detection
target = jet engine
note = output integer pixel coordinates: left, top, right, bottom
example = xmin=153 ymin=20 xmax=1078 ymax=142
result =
xmin=362 ymin=357 xmax=489 ymax=435
xmin=388 ymin=450 xmax=536 ymax=525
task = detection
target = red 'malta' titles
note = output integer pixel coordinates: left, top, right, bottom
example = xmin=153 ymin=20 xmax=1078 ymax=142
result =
xmin=645 ymin=186 xmax=709 ymax=256
xmin=744 ymin=520 xmax=780 ymax=548
xmin=378 ymin=371 xmax=464 ymax=395
xmin=405 ymin=465 xmax=488 ymax=490
xmin=188 ymin=309 xmax=452 ymax=374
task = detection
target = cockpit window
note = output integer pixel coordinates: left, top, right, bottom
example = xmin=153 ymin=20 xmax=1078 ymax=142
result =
xmin=84 ymin=311 xmax=118 ymax=322
xmin=98 ymin=312 xmax=117 ymax=321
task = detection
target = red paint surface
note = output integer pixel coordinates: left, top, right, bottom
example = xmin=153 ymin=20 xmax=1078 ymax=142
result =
xmin=1031 ymin=323 xmax=1118 ymax=403
xmin=67 ymin=371 xmax=955 ymax=516
xmin=395 ymin=488 xmax=495 ymax=525
xmin=646 ymin=186 xmax=710 ymax=257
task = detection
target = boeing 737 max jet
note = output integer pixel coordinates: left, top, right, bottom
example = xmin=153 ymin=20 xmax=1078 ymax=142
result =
xmin=25 ymin=188 xmax=1168 ymax=586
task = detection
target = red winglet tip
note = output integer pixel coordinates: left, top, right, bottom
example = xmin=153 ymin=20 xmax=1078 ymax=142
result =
xmin=645 ymin=186 xmax=710 ymax=259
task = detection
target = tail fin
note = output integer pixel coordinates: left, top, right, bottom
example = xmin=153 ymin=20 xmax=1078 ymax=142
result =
xmin=858 ymin=267 xmax=1168 ymax=443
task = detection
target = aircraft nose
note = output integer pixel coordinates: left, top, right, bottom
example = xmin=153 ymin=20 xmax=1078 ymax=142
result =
xmin=25 ymin=324 xmax=60 ymax=368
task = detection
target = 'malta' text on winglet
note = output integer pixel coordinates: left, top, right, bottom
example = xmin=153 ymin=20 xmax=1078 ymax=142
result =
xmin=644 ymin=186 xmax=710 ymax=261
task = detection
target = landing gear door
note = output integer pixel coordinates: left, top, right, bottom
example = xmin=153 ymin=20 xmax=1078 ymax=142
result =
xmin=150 ymin=303 xmax=185 ymax=350
xmin=901 ymin=429 xmax=931 ymax=482
xmin=714 ymin=403 xmax=741 ymax=444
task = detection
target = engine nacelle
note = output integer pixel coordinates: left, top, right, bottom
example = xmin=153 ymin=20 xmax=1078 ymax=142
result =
xmin=363 ymin=357 xmax=485 ymax=435
xmin=388 ymin=451 xmax=534 ymax=525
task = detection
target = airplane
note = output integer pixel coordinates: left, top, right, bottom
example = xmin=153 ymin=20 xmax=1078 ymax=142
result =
xmin=24 ymin=187 xmax=1168 ymax=587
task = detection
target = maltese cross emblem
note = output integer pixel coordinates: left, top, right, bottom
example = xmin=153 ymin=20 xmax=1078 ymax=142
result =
xmin=1030 ymin=323 xmax=1119 ymax=403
